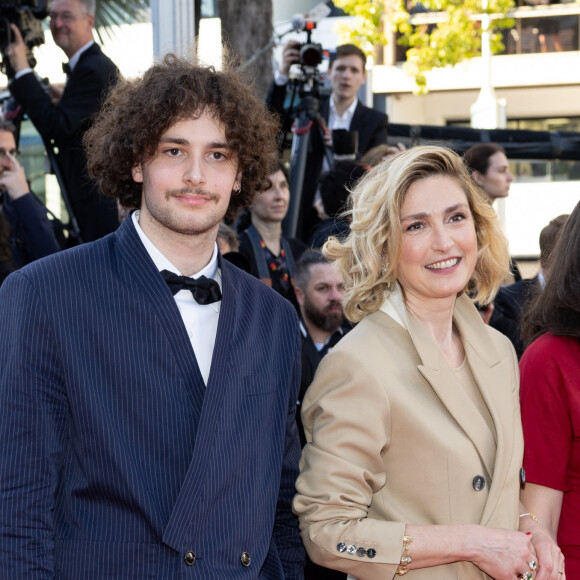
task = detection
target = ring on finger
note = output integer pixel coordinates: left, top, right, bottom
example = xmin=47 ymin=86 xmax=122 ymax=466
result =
xmin=528 ymin=560 xmax=537 ymax=571
xmin=518 ymin=573 xmax=533 ymax=580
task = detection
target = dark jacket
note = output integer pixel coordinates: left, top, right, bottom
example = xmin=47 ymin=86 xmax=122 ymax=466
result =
xmin=490 ymin=276 xmax=540 ymax=359
xmin=0 ymin=216 xmax=304 ymax=578
xmin=10 ymin=43 xmax=120 ymax=242
xmin=2 ymin=191 xmax=62 ymax=268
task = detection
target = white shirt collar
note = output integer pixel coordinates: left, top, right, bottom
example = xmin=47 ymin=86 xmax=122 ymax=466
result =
xmin=131 ymin=210 xmax=220 ymax=283
xmin=67 ymin=40 xmax=95 ymax=72
xmin=329 ymin=95 xmax=358 ymax=122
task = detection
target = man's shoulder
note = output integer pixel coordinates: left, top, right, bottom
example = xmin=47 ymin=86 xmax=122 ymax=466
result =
xmin=14 ymin=233 xmax=115 ymax=281
xmin=354 ymin=101 xmax=388 ymax=124
xmin=76 ymin=44 xmax=119 ymax=77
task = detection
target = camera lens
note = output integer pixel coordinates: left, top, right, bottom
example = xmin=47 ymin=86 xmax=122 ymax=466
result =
xmin=300 ymin=44 xmax=323 ymax=68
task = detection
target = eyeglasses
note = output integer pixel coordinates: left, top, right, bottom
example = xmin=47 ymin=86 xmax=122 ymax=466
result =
xmin=0 ymin=149 xmax=18 ymax=161
xmin=48 ymin=11 xmax=84 ymax=24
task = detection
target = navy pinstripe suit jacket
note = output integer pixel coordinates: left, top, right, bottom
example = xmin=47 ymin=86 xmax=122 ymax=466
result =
xmin=0 ymin=217 xmax=304 ymax=578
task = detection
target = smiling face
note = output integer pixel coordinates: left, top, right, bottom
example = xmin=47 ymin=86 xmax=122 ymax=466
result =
xmin=49 ymin=0 xmax=94 ymax=58
xmin=472 ymin=151 xmax=513 ymax=201
xmin=397 ymin=175 xmax=478 ymax=306
xmin=328 ymin=54 xmax=366 ymax=106
xmin=132 ymin=110 xmax=240 ymax=244
xmin=250 ymin=169 xmax=290 ymax=224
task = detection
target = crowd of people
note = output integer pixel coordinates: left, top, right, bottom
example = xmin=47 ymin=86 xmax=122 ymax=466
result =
xmin=0 ymin=1 xmax=578 ymax=578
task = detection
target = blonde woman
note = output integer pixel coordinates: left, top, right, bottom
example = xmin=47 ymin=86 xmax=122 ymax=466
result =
xmin=294 ymin=146 xmax=563 ymax=580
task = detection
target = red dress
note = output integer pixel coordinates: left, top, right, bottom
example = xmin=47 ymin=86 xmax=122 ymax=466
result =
xmin=520 ymin=333 xmax=580 ymax=578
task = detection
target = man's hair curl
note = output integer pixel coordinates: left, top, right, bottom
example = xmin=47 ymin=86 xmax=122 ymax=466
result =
xmin=84 ymin=53 xmax=280 ymax=220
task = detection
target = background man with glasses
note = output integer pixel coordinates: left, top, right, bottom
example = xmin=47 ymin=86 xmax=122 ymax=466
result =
xmin=6 ymin=0 xmax=120 ymax=243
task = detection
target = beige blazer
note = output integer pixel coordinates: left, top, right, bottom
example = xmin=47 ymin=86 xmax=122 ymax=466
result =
xmin=294 ymin=286 xmax=524 ymax=580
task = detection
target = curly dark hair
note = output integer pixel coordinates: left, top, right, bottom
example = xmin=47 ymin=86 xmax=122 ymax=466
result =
xmin=84 ymin=53 xmax=280 ymax=221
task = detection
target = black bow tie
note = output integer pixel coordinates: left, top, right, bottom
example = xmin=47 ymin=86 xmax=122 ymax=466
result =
xmin=160 ymin=269 xmax=222 ymax=305
xmin=62 ymin=62 xmax=71 ymax=75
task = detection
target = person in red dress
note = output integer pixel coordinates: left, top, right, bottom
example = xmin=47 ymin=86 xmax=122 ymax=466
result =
xmin=520 ymin=200 xmax=580 ymax=579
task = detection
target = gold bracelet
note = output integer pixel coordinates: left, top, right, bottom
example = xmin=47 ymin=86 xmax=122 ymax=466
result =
xmin=519 ymin=512 xmax=538 ymax=523
xmin=395 ymin=535 xmax=413 ymax=576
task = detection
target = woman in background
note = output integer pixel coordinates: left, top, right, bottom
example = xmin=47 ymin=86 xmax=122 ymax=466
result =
xmin=464 ymin=143 xmax=521 ymax=287
xmin=237 ymin=162 xmax=305 ymax=309
xmin=520 ymin=200 xmax=580 ymax=579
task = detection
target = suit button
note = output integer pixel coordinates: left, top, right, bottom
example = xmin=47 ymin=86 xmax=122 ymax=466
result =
xmin=520 ymin=467 xmax=526 ymax=487
xmin=473 ymin=475 xmax=486 ymax=491
xmin=184 ymin=551 xmax=196 ymax=566
xmin=240 ymin=552 xmax=251 ymax=567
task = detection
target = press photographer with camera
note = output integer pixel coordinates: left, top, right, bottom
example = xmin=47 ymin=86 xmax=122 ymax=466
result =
xmin=0 ymin=117 xmax=62 ymax=282
xmin=5 ymin=0 xmax=120 ymax=243
xmin=267 ymin=41 xmax=389 ymax=242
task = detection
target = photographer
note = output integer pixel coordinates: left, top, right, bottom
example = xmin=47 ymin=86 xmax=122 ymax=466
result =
xmin=267 ymin=42 xmax=389 ymax=242
xmin=5 ymin=0 xmax=120 ymax=243
xmin=0 ymin=118 xmax=62 ymax=276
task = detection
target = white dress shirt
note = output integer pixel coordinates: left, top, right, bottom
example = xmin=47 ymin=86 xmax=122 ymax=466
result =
xmin=132 ymin=211 xmax=221 ymax=385
xmin=328 ymin=95 xmax=358 ymax=132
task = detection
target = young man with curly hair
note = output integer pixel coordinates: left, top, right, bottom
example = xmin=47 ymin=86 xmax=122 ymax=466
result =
xmin=0 ymin=55 xmax=305 ymax=579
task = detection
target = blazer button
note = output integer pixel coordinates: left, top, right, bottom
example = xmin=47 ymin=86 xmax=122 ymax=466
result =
xmin=520 ymin=467 xmax=526 ymax=487
xmin=473 ymin=475 xmax=486 ymax=491
xmin=240 ymin=552 xmax=251 ymax=567
xmin=184 ymin=551 xmax=196 ymax=566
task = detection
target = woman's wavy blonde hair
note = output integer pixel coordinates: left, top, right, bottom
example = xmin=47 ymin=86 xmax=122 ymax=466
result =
xmin=324 ymin=145 xmax=510 ymax=322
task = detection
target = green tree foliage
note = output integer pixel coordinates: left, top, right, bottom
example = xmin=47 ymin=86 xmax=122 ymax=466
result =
xmin=334 ymin=0 xmax=514 ymax=92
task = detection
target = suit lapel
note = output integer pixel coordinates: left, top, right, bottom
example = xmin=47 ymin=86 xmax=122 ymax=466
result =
xmin=407 ymin=305 xmax=498 ymax=479
xmin=115 ymin=217 xmax=206 ymax=420
xmin=162 ymin=258 xmax=239 ymax=550
xmin=453 ymin=296 xmax=516 ymax=525
xmin=350 ymin=102 xmax=372 ymax=148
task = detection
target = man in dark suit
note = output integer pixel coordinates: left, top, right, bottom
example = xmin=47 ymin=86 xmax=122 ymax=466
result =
xmin=267 ymin=43 xmax=388 ymax=241
xmin=0 ymin=55 xmax=304 ymax=578
xmin=7 ymin=0 xmax=120 ymax=242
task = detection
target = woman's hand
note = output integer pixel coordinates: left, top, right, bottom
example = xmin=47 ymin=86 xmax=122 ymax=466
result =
xmin=405 ymin=524 xmax=542 ymax=579
xmin=519 ymin=515 xmax=565 ymax=580
xmin=468 ymin=525 xmax=538 ymax=580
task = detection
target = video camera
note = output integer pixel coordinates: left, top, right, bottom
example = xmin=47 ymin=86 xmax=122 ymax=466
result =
xmin=0 ymin=0 xmax=48 ymax=77
xmin=292 ymin=19 xmax=324 ymax=69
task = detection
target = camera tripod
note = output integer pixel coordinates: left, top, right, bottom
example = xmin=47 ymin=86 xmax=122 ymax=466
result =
xmin=283 ymin=87 xmax=334 ymax=239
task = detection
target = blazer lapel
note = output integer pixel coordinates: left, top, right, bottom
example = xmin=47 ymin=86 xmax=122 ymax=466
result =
xmin=408 ymin=309 xmax=498 ymax=480
xmin=381 ymin=286 xmax=499 ymax=480
xmin=162 ymin=257 xmax=239 ymax=550
xmin=453 ymin=296 xmax=517 ymax=525
xmin=115 ymin=217 xmax=206 ymax=420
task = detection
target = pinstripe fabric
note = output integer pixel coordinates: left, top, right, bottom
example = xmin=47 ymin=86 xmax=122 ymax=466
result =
xmin=0 ymin=217 xmax=304 ymax=579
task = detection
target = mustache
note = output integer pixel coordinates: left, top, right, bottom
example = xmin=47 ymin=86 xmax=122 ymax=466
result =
xmin=324 ymin=301 xmax=343 ymax=313
xmin=166 ymin=187 xmax=220 ymax=202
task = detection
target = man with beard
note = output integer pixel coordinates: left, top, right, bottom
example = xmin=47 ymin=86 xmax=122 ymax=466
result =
xmin=294 ymin=249 xmax=347 ymax=580
xmin=294 ymin=250 xmax=347 ymax=444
